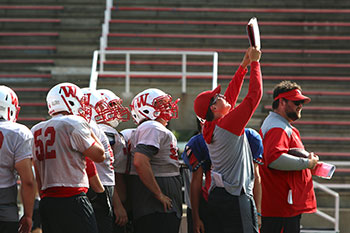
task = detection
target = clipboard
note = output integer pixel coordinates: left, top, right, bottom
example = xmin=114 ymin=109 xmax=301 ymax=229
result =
xmin=247 ymin=17 xmax=261 ymax=50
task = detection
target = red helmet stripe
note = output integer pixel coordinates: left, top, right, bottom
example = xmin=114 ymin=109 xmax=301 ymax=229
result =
xmin=60 ymin=95 xmax=72 ymax=114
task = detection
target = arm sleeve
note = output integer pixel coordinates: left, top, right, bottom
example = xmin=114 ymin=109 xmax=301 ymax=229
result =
xmin=263 ymin=128 xmax=291 ymax=165
xmin=14 ymin=128 xmax=33 ymax=163
xmin=181 ymin=146 xmax=197 ymax=172
xmin=135 ymin=124 xmax=161 ymax=149
xmin=135 ymin=144 xmax=159 ymax=158
xmin=269 ymin=153 xmax=309 ymax=171
xmin=219 ymin=61 xmax=263 ymax=136
xmin=181 ymin=135 xmax=211 ymax=172
xmin=245 ymin=128 xmax=263 ymax=160
xmin=224 ymin=65 xmax=247 ymax=107
xmin=71 ymin=121 xmax=95 ymax=153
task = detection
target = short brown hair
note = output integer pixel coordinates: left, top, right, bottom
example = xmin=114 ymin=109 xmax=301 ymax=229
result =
xmin=272 ymin=81 xmax=302 ymax=109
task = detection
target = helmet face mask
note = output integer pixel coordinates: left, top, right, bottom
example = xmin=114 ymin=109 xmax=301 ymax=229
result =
xmin=94 ymin=99 xmax=111 ymax=123
xmin=81 ymin=88 xmax=112 ymax=123
xmin=46 ymin=83 xmax=86 ymax=118
xmin=130 ymin=88 xmax=179 ymax=125
xmin=153 ymin=95 xmax=179 ymax=121
xmin=0 ymin=86 xmax=20 ymax=122
xmin=107 ymin=99 xmax=130 ymax=122
xmin=97 ymin=89 xmax=130 ymax=127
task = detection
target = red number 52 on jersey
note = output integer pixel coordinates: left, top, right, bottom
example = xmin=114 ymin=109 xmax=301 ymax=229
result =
xmin=34 ymin=127 xmax=57 ymax=161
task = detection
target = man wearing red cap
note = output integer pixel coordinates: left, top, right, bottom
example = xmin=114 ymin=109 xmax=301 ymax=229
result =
xmin=259 ymin=81 xmax=319 ymax=233
xmin=193 ymin=47 xmax=262 ymax=233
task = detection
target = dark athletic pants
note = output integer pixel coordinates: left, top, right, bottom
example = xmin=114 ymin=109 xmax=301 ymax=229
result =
xmin=186 ymin=196 xmax=212 ymax=233
xmin=39 ymin=193 xmax=98 ymax=233
xmin=134 ymin=212 xmax=181 ymax=233
xmin=261 ymin=215 xmax=301 ymax=233
xmin=0 ymin=221 xmax=18 ymax=233
xmin=88 ymin=186 xmax=114 ymax=233
xmin=207 ymin=187 xmax=259 ymax=233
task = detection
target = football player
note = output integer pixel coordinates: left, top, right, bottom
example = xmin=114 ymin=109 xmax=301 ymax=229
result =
xmin=81 ymin=87 xmax=117 ymax=233
xmin=129 ymin=88 xmax=182 ymax=233
xmin=32 ymin=83 xmax=105 ymax=233
xmin=96 ymin=89 xmax=132 ymax=232
xmin=0 ymin=85 xmax=35 ymax=233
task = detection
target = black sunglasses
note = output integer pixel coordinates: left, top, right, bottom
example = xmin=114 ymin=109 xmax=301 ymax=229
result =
xmin=210 ymin=94 xmax=225 ymax=106
xmin=292 ymin=100 xmax=305 ymax=106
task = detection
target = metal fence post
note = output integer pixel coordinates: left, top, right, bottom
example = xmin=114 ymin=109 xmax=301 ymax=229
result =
xmin=182 ymin=54 xmax=187 ymax=93
xmin=125 ymin=53 xmax=130 ymax=94
xmin=212 ymin=52 xmax=218 ymax=90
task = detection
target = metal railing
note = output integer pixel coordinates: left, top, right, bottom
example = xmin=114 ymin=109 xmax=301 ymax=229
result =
xmin=89 ymin=50 xmax=219 ymax=94
xmin=95 ymin=0 xmax=219 ymax=93
xmin=99 ymin=0 xmax=113 ymax=71
xmin=312 ymin=181 xmax=340 ymax=233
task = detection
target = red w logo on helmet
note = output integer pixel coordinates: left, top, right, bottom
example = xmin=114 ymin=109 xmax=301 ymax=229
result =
xmin=135 ymin=93 xmax=149 ymax=108
xmin=9 ymin=92 xmax=18 ymax=107
xmin=61 ymin=86 xmax=77 ymax=97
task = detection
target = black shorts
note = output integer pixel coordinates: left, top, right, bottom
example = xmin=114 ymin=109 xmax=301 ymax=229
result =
xmin=207 ymin=187 xmax=258 ymax=233
xmin=39 ymin=193 xmax=98 ymax=233
xmin=186 ymin=196 xmax=212 ymax=233
xmin=134 ymin=212 xmax=181 ymax=233
xmin=0 ymin=221 xmax=18 ymax=233
xmin=87 ymin=186 xmax=114 ymax=233
xmin=261 ymin=215 xmax=301 ymax=233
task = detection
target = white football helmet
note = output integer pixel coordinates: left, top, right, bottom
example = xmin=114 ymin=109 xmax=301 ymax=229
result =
xmin=130 ymin=88 xmax=179 ymax=125
xmin=46 ymin=82 xmax=86 ymax=117
xmin=0 ymin=85 xmax=20 ymax=122
xmin=81 ymin=88 xmax=112 ymax=123
xmin=97 ymin=89 xmax=130 ymax=128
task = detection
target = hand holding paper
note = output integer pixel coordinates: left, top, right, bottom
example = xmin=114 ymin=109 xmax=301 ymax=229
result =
xmin=312 ymin=162 xmax=336 ymax=179
xmin=288 ymin=148 xmax=336 ymax=179
xmin=307 ymin=152 xmax=319 ymax=169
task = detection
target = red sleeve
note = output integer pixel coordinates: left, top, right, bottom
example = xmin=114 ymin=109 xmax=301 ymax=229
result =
xmin=262 ymin=127 xmax=290 ymax=165
xmin=224 ymin=65 xmax=247 ymax=107
xmin=218 ymin=61 xmax=262 ymax=136
xmin=189 ymin=152 xmax=199 ymax=169
xmin=85 ymin=157 xmax=97 ymax=178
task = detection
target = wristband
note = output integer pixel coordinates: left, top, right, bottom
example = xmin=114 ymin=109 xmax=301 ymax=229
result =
xmin=257 ymin=212 xmax=262 ymax=217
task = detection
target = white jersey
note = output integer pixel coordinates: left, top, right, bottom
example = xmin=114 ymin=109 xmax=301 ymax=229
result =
xmin=130 ymin=120 xmax=180 ymax=177
xmin=0 ymin=120 xmax=33 ymax=188
xmin=31 ymin=114 xmax=94 ymax=190
xmin=90 ymin=121 xmax=115 ymax=186
xmin=98 ymin=124 xmax=135 ymax=175
xmin=119 ymin=128 xmax=137 ymax=175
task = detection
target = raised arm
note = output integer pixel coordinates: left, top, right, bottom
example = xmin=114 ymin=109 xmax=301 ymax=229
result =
xmin=219 ymin=48 xmax=263 ymax=136
xmin=224 ymin=49 xmax=250 ymax=106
